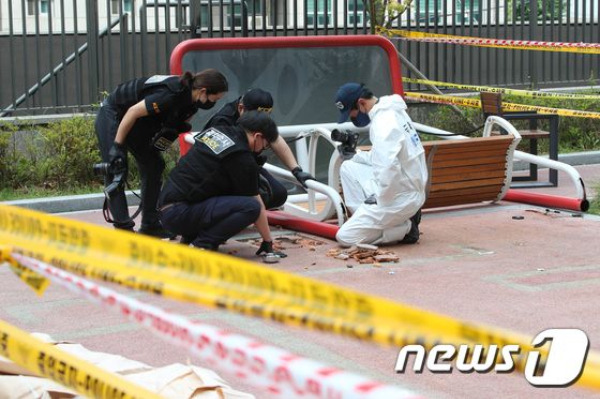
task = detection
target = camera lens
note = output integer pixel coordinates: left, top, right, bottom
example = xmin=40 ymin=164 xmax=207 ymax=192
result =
xmin=93 ymin=163 xmax=110 ymax=176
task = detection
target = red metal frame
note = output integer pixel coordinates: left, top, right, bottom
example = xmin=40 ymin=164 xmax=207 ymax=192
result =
xmin=170 ymin=35 xmax=404 ymax=94
xmin=172 ymin=35 xmax=404 ymax=156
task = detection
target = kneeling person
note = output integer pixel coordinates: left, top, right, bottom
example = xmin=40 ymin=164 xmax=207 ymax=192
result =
xmin=158 ymin=111 xmax=284 ymax=255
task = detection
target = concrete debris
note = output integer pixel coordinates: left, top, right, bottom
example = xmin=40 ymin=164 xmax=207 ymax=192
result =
xmin=327 ymin=247 xmax=399 ymax=265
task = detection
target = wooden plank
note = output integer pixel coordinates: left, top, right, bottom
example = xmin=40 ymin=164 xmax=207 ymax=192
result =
xmin=518 ymin=129 xmax=550 ymax=138
xmin=423 ymin=136 xmax=513 ymax=150
xmin=431 ymin=162 xmax=507 ymax=177
xmin=430 ymin=169 xmax=506 ymax=184
xmin=432 ymin=155 xmax=509 ymax=168
xmin=424 ymin=192 xmax=501 ymax=209
xmin=427 ymin=185 xmax=504 ymax=198
xmin=431 ymin=148 xmax=510 ymax=162
xmin=424 ymin=143 xmax=511 ymax=158
xmin=431 ymin=177 xmax=506 ymax=191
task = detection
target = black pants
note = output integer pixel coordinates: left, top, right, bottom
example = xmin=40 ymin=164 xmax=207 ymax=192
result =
xmin=95 ymin=101 xmax=165 ymax=229
xmin=159 ymin=196 xmax=261 ymax=249
xmin=259 ymin=168 xmax=287 ymax=210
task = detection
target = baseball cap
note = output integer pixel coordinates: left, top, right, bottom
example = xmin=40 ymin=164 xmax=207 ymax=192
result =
xmin=240 ymin=88 xmax=274 ymax=113
xmin=335 ymin=82 xmax=364 ymax=123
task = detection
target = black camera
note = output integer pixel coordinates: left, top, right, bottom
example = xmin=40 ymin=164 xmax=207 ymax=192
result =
xmin=93 ymin=161 xmax=125 ymax=196
xmin=331 ymin=129 xmax=359 ymax=160
xmin=93 ymin=162 xmax=111 ymax=176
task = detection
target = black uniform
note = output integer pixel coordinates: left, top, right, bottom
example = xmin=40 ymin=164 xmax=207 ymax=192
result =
xmin=158 ymin=125 xmax=262 ymax=249
xmin=203 ymin=98 xmax=288 ymax=210
xmin=95 ymin=75 xmax=197 ymax=230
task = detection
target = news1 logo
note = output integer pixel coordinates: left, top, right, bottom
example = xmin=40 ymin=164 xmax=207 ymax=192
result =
xmin=395 ymin=328 xmax=589 ymax=387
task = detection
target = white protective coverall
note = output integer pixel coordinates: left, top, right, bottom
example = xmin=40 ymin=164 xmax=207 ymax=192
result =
xmin=336 ymin=94 xmax=428 ymax=246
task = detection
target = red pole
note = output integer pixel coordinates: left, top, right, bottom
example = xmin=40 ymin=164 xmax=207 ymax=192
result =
xmin=504 ymin=190 xmax=589 ymax=212
xmin=267 ymin=211 xmax=339 ymax=240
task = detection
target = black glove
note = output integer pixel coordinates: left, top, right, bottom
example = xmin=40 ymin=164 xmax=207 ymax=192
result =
xmin=151 ymin=127 xmax=180 ymax=151
xmin=364 ymin=194 xmax=377 ymax=205
xmin=108 ymin=141 xmax=127 ymax=175
xmin=291 ymin=167 xmax=316 ymax=189
xmin=255 ymin=241 xmax=287 ymax=258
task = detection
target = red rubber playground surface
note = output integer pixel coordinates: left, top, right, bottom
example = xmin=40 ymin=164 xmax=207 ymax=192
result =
xmin=1 ymin=164 xmax=599 ymax=398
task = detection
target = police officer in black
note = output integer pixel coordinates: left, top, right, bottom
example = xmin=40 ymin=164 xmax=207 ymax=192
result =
xmin=203 ymin=88 xmax=316 ymax=210
xmin=158 ymin=111 xmax=285 ymax=256
xmin=95 ymin=69 xmax=228 ymax=237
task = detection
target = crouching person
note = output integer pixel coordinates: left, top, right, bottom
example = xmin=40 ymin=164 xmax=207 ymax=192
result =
xmin=158 ymin=111 xmax=286 ymax=257
xmin=334 ymin=83 xmax=428 ymax=247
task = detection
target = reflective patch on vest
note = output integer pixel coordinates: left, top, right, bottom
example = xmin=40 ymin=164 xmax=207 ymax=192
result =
xmin=195 ymin=128 xmax=235 ymax=154
xmin=145 ymin=75 xmax=174 ymax=84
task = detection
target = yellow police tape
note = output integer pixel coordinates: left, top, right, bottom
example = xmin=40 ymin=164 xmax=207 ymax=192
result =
xmin=0 ymin=319 xmax=160 ymax=399
xmin=380 ymin=27 xmax=600 ymax=55
xmin=403 ymin=78 xmax=600 ymax=100
xmin=405 ymin=91 xmax=600 ymax=119
xmin=1 ymin=204 xmax=600 ymax=389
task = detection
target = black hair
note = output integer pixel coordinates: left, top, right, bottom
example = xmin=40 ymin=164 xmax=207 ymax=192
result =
xmin=180 ymin=69 xmax=228 ymax=94
xmin=359 ymin=85 xmax=374 ymax=100
xmin=238 ymin=110 xmax=279 ymax=143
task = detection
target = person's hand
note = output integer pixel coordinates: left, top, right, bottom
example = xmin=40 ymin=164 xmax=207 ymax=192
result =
xmin=151 ymin=127 xmax=179 ymax=151
xmin=364 ymin=194 xmax=377 ymax=205
xmin=255 ymin=240 xmax=287 ymax=258
xmin=108 ymin=141 xmax=127 ymax=174
xmin=291 ymin=167 xmax=316 ymax=189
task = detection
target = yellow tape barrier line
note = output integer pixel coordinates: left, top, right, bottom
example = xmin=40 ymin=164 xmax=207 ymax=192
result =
xmin=403 ymin=78 xmax=600 ymax=100
xmin=0 ymin=318 xmax=160 ymax=399
xmin=382 ymin=27 xmax=600 ymax=55
xmin=405 ymin=91 xmax=600 ymax=119
xmin=1 ymin=204 xmax=600 ymax=389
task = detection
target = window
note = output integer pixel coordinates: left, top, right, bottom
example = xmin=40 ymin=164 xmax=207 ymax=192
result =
xmin=307 ymin=0 xmax=333 ymax=27
xmin=27 ymin=0 xmax=50 ymax=16
xmin=347 ymin=0 xmax=367 ymax=25
xmin=112 ymin=0 xmax=133 ymax=15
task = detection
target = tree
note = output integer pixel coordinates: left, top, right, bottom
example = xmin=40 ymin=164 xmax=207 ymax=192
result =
xmin=363 ymin=0 xmax=413 ymax=34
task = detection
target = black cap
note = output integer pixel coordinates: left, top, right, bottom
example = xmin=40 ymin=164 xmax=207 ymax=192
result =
xmin=240 ymin=88 xmax=274 ymax=113
xmin=335 ymin=83 xmax=364 ymax=123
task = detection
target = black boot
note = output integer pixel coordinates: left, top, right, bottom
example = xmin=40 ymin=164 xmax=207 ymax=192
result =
xmin=138 ymin=223 xmax=177 ymax=240
xmin=400 ymin=210 xmax=421 ymax=244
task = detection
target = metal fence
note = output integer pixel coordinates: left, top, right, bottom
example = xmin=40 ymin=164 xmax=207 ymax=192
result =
xmin=0 ymin=0 xmax=598 ymax=117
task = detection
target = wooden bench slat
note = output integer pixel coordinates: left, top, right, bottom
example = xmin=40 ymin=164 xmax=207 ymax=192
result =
xmin=424 ymin=142 xmax=512 ymax=156
xmin=431 ymin=178 xmax=506 ymax=191
xmin=428 ymin=169 xmax=506 ymax=184
xmin=427 ymin=185 xmax=504 ymax=198
xmin=432 ymin=155 xmax=509 ymax=168
xmin=431 ymin=162 xmax=507 ymax=177
xmin=423 ymin=135 xmax=513 ymax=148
xmin=424 ymin=192 xmax=502 ymax=208
xmin=430 ymin=148 xmax=510 ymax=161
xmin=518 ymin=129 xmax=550 ymax=138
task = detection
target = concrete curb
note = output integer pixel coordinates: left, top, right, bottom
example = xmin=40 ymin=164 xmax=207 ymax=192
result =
xmin=5 ymin=192 xmax=141 ymax=214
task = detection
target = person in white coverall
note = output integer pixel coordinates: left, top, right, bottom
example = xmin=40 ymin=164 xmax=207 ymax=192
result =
xmin=334 ymin=83 xmax=428 ymax=246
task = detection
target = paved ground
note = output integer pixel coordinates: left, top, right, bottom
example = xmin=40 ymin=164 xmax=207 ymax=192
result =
xmin=1 ymin=164 xmax=599 ymax=398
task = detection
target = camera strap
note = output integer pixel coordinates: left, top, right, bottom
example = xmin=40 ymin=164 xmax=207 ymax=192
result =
xmin=101 ymin=179 xmax=143 ymax=226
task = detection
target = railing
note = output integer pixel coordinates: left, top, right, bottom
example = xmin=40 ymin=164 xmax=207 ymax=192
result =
xmin=0 ymin=1 xmax=597 ymax=117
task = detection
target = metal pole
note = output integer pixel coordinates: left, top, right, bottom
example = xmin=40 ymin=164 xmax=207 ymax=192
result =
xmin=86 ymin=0 xmax=100 ymax=104
xmin=528 ymin=0 xmax=538 ymax=89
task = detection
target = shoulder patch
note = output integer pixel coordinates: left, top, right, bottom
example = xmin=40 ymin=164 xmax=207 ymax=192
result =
xmin=195 ymin=128 xmax=235 ymax=154
xmin=145 ymin=75 xmax=174 ymax=84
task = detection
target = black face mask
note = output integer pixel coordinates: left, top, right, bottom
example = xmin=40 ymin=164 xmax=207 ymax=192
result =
xmin=197 ymin=99 xmax=216 ymax=110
